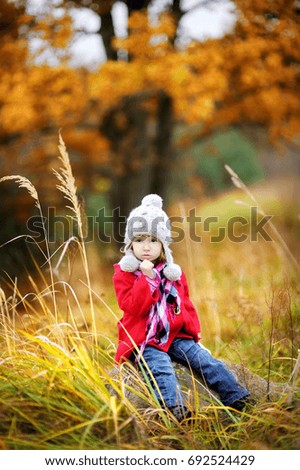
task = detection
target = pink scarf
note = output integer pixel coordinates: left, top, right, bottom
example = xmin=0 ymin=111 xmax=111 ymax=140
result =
xmin=135 ymin=262 xmax=181 ymax=357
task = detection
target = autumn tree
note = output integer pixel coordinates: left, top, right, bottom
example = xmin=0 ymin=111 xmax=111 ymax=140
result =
xmin=90 ymin=0 xmax=299 ymax=217
xmin=209 ymin=0 xmax=300 ymax=142
xmin=0 ymin=0 xmax=299 ymax=282
xmin=1 ymin=0 xmax=299 ymax=194
xmin=94 ymin=0 xmax=299 ymax=139
xmin=0 ymin=0 xmax=92 ymax=280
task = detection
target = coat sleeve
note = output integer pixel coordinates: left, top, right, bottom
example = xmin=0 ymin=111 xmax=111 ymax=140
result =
xmin=180 ymin=271 xmax=201 ymax=340
xmin=113 ymin=264 xmax=159 ymax=319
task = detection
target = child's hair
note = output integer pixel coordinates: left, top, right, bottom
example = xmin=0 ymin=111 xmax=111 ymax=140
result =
xmin=121 ymin=234 xmax=167 ymax=264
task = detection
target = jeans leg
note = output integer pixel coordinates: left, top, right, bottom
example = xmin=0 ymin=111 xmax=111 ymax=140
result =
xmin=169 ymin=338 xmax=249 ymax=406
xmin=138 ymin=346 xmax=186 ymax=410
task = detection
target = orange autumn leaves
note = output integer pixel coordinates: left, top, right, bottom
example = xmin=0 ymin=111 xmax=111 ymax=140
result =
xmin=0 ymin=0 xmax=299 ymax=145
xmin=95 ymin=12 xmax=226 ymax=123
xmin=226 ymin=0 xmax=300 ymax=139
xmin=0 ymin=3 xmax=82 ymax=135
xmin=93 ymin=3 xmax=299 ymax=139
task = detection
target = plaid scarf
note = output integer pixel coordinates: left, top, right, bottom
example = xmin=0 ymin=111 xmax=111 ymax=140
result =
xmin=135 ymin=262 xmax=181 ymax=357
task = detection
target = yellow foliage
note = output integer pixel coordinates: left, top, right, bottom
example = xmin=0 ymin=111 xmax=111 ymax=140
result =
xmin=63 ymin=129 xmax=110 ymax=165
xmin=0 ymin=0 xmax=299 ymax=146
xmin=116 ymin=11 xmax=175 ymax=61
xmin=88 ymin=62 xmax=145 ymax=108
xmin=32 ymin=13 xmax=73 ymax=51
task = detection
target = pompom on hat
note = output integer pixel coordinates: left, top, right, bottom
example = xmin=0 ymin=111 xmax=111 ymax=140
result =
xmin=119 ymin=194 xmax=182 ymax=281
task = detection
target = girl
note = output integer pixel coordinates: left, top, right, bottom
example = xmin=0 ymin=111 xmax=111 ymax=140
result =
xmin=113 ymin=194 xmax=250 ymax=421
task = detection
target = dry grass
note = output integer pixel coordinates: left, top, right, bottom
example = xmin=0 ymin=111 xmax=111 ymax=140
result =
xmin=0 ymin=137 xmax=299 ymax=450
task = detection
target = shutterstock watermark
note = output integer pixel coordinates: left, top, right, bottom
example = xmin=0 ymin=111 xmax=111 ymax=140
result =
xmin=26 ymin=206 xmax=273 ymax=244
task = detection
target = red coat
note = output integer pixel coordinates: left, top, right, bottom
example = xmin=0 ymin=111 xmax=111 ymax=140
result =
xmin=113 ymin=264 xmax=201 ymax=363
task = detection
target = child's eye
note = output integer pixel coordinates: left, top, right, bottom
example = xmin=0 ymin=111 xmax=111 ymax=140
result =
xmin=151 ymin=238 xmax=158 ymax=242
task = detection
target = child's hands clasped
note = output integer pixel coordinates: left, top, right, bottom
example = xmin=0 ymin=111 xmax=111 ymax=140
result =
xmin=140 ymin=259 xmax=154 ymax=279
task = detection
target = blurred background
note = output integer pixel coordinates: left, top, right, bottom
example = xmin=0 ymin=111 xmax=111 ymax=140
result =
xmin=0 ymin=0 xmax=299 ymax=287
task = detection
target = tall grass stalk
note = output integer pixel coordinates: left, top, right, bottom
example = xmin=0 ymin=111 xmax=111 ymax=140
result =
xmin=285 ymin=350 xmax=300 ymax=405
xmin=0 ymin=176 xmax=58 ymax=320
xmin=84 ymin=282 xmax=173 ymax=422
xmin=0 ymin=287 xmax=13 ymax=356
xmin=178 ymin=202 xmax=197 ymax=296
xmin=0 ymin=138 xmax=299 ymax=450
xmin=54 ymin=132 xmax=97 ymax=348
xmin=225 ymin=164 xmax=300 ymax=274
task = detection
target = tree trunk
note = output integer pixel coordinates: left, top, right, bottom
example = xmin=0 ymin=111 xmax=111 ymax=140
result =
xmin=98 ymin=0 xmax=151 ymax=62
xmin=170 ymin=0 xmax=184 ymax=45
xmin=100 ymin=9 xmax=118 ymax=61
xmin=100 ymin=90 xmax=174 ymax=245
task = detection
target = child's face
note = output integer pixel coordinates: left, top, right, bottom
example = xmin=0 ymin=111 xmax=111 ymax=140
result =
xmin=132 ymin=235 xmax=163 ymax=263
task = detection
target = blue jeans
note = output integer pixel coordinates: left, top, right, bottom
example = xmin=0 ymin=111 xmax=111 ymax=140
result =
xmin=138 ymin=338 xmax=249 ymax=409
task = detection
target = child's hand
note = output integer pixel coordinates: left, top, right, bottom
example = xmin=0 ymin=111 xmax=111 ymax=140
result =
xmin=140 ymin=259 xmax=154 ymax=278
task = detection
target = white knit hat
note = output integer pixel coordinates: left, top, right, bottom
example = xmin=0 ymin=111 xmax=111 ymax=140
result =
xmin=119 ymin=194 xmax=182 ymax=281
